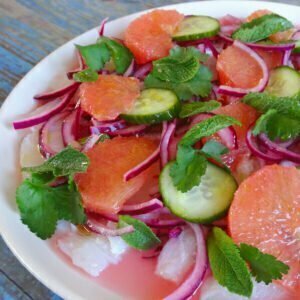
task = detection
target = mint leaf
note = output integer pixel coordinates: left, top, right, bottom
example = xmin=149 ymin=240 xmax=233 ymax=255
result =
xmin=118 ymin=215 xmax=160 ymax=250
xmin=145 ymin=65 xmax=212 ymax=100
xmin=76 ymin=43 xmax=110 ymax=71
xmin=152 ymin=47 xmax=202 ymax=83
xmin=242 ymin=92 xmax=300 ymax=119
xmin=179 ymin=100 xmax=221 ymax=118
xmin=170 ymin=145 xmax=208 ymax=192
xmin=253 ymin=109 xmax=300 ymax=140
xmin=73 ymin=68 xmax=98 ymax=82
xmin=239 ymin=243 xmax=289 ymax=284
xmin=201 ymin=140 xmax=229 ymax=158
xmin=98 ymin=37 xmax=133 ymax=74
xmin=23 ymin=147 xmax=90 ymax=178
xmin=207 ymin=227 xmax=253 ymax=297
xmin=16 ymin=179 xmax=85 ymax=239
xmin=232 ymin=14 xmax=293 ymax=43
xmin=180 ymin=115 xmax=241 ymax=146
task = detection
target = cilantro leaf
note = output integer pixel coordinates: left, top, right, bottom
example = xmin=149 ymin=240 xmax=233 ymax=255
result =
xmin=242 ymin=92 xmax=300 ymax=119
xmin=179 ymin=100 xmax=221 ymax=118
xmin=232 ymin=14 xmax=293 ymax=43
xmin=239 ymin=243 xmax=289 ymax=284
xmin=201 ymin=140 xmax=229 ymax=159
xmin=98 ymin=37 xmax=133 ymax=74
xmin=253 ymin=109 xmax=300 ymax=141
xmin=118 ymin=215 xmax=161 ymax=250
xmin=73 ymin=68 xmax=98 ymax=82
xmin=16 ymin=179 xmax=85 ymax=239
xmin=76 ymin=43 xmax=110 ymax=71
xmin=207 ymin=227 xmax=253 ymax=297
xmin=170 ymin=145 xmax=208 ymax=192
xmin=145 ymin=65 xmax=212 ymax=100
xmin=180 ymin=115 xmax=241 ymax=146
xmin=152 ymin=47 xmax=202 ymax=83
xmin=23 ymin=147 xmax=90 ymax=178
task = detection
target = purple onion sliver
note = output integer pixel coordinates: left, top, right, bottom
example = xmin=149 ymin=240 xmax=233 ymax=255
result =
xmin=160 ymin=121 xmax=177 ymax=167
xmin=82 ymin=134 xmax=101 ymax=152
xmin=282 ymin=49 xmax=293 ymax=66
xmin=203 ymin=39 xmax=219 ymax=58
xmin=120 ymin=198 xmax=164 ymax=215
xmin=168 ymin=227 xmax=183 ymax=238
xmin=62 ymin=109 xmax=78 ymax=147
xmin=133 ymin=62 xmax=152 ymax=79
xmin=98 ymin=17 xmax=108 ymax=36
xmin=110 ymin=124 xmax=147 ymax=137
xmin=123 ymin=60 xmax=135 ymax=77
xmin=164 ymin=224 xmax=208 ymax=300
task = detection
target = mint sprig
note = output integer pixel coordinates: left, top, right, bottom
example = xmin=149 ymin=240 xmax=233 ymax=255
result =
xmin=232 ymin=14 xmax=293 ymax=43
xmin=179 ymin=100 xmax=221 ymax=118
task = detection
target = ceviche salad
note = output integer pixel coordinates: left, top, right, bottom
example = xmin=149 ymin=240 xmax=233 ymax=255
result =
xmin=13 ymin=8 xmax=299 ymax=300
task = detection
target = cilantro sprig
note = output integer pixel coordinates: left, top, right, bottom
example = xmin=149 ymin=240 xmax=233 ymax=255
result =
xmin=145 ymin=46 xmax=212 ymax=100
xmin=17 ymin=147 xmax=89 ymax=239
xmin=208 ymin=227 xmax=289 ymax=297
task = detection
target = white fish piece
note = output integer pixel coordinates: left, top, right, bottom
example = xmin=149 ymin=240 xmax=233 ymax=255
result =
xmin=200 ymin=276 xmax=288 ymax=300
xmin=156 ymin=227 xmax=196 ymax=283
xmin=57 ymin=227 xmax=128 ymax=277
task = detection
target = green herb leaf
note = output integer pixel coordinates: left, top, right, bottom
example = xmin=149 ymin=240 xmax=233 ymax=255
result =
xmin=118 ymin=215 xmax=161 ymax=250
xmin=169 ymin=145 xmax=208 ymax=192
xmin=239 ymin=243 xmax=289 ymax=284
xmin=201 ymin=140 xmax=229 ymax=159
xmin=253 ymin=109 xmax=300 ymax=141
xmin=152 ymin=47 xmax=204 ymax=83
xmin=179 ymin=100 xmax=221 ymax=118
xmin=23 ymin=147 xmax=90 ymax=178
xmin=73 ymin=68 xmax=98 ymax=82
xmin=76 ymin=43 xmax=110 ymax=71
xmin=98 ymin=37 xmax=133 ymax=74
xmin=145 ymin=65 xmax=212 ymax=100
xmin=180 ymin=115 xmax=241 ymax=146
xmin=232 ymin=14 xmax=293 ymax=43
xmin=242 ymin=92 xmax=300 ymax=119
xmin=207 ymin=227 xmax=253 ymax=297
xmin=16 ymin=179 xmax=86 ymax=239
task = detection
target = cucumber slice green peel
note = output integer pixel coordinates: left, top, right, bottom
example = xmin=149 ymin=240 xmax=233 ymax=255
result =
xmin=172 ymin=16 xmax=220 ymax=42
xmin=121 ymin=88 xmax=180 ymax=124
xmin=265 ymin=66 xmax=300 ymax=97
xmin=160 ymin=162 xmax=237 ymax=223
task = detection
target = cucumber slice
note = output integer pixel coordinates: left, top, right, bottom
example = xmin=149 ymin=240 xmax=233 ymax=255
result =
xmin=172 ymin=16 xmax=220 ymax=42
xmin=121 ymin=88 xmax=180 ymax=124
xmin=265 ymin=66 xmax=300 ymax=97
xmin=293 ymin=40 xmax=300 ymax=54
xmin=160 ymin=162 xmax=237 ymax=223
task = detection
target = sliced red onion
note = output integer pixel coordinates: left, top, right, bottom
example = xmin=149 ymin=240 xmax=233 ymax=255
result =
xmin=14 ymin=89 xmax=76 ymax=130
xmin=161 ymin=121 xmax=177 ymax=167
xmin=133 ymin=62 xmax=152 ymax=79
xmin=98 ymin=17 xmax=108 ymax=36
xmin=221 ymin=25 xmax=240 ymax=35
xmin=246 ymin=129 xmax=283 ymax=162
xmin=258 ymin=133 xmax=300 ymax=163
xmin=82 ymin=134 xmax=101 ymax=152
xmin=164 ymin=224 xmax=208 ymax=300
xmin=123 ymin=60 xmax=135 ymax=77
xmin=168 ymin=227 xmax=183 ymax=238
xmin=39 ymin=111 xmax=69 ymax=158
xmin=203 ymin=39 xmax=219 ymax=58
xmin=110 ymin=124 xmax=147 ymax=137
xmin=90 ymin=119 xmax=126 ymax=134
xmin=34 ymin=81 xmax=79 ymax=101
xmin=67 ymin=50 xmax=85 ymax=80
xmin=282 ymin=49 xmax=293 ymax=65
xmin=219 ymin=14 xmax=243 ymax=27
xmin=142 ymin=218 xmax=185 ymax=228
xmin=218 ymin=33 xmax=296 ymax=52
xmin=218 ymin=41 xmax=268 ymax=97
xmin=120 ymin=198 xmax=163 ymax=215
xmin=62 ymin=108 xmax=81 ymax=147
xmin=85 ymin=219 xmax=134 ymax=236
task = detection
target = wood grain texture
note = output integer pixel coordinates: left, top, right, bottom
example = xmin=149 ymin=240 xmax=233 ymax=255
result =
xmin=0 ymin=0 xmax=298 ymax=299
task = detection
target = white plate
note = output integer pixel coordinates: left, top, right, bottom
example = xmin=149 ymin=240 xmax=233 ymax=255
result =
xmin=1 ymin=1 xmax=299 ymax=299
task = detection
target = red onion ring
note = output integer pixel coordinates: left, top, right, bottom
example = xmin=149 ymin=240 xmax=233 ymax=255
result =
xmin=120 ymin=198 xmax=163 ymax=215
xmin=62 ymin=108 xmax=81 ymax=147
xmin=258 ymin=133 xmax=300 ymax=163
xmin=123 ymin=60 xmax=135 ymax=77
xmin=98 ymin=17 xmax=108 ymax=36
xmin=164 ymin=224 xmax=208 ymax=300
xmin=39 ymin=111 xmax=69 ymax=158
xmin=90 ymin=119 xmax=126 ymax=134
xmin=14 ymin=89 xmax=76 ymax=130
xmin=82 ymin=134 xmax=100 ymax=152
xmin=110 ymin=124 xmax=148 ymax=137
xmin=133 ymin=62 xmax=152 ymax=79
xmin=85 ymin=219 xmax=134 ymax=236
xmin=246 ymin=128 xmax=283 ymax=162
xmin=168 ymin=226 xmax=183 ymax=238
xmin=34 ymin=81 xmax=79 ymax=101
xmin=218 ymin=41 xmax=269 ymax=97
xmin=67 ymin=50 xmax=85 ymax=80
xmin=282 ymin=49 xmax=293 ymax=65
xmin=203 ymin=39 xmax=219 ymax=58
xmin=161 ymin=121 xmax=177 ymax=167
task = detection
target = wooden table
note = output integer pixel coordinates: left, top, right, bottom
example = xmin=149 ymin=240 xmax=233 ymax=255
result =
xmin=0 ymin=0 xmax=298 ymax=299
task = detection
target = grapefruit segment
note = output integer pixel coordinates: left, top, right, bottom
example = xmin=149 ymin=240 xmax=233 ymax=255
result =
xmin=217 ymin=45 xmax=264 ymax=89
xmin=229 ymin=165 xmax=300 ymax=295
xmin=75 ymin=136 xmax=158 ymax=214
xmin=124 ymin=10 xmax=184 ymax=64
xmin=80 ymin=75 xmax=140 ymax=121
